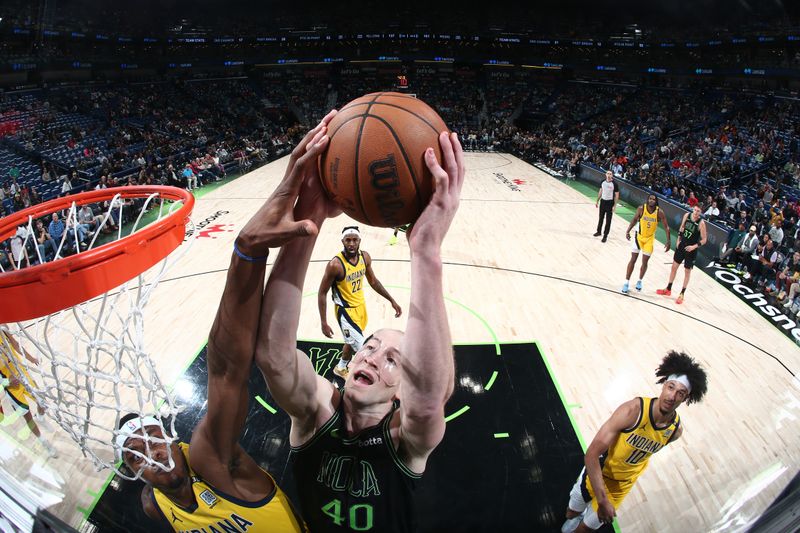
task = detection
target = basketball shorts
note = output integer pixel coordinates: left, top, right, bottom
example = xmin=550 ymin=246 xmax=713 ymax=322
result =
xmin=631 ymin=232 xmax=655 ymax=256
xmin=673 ymin=245 xmax=698 ymax=269
xmin=335 ymin=304 xmax=367 ymax=351
xmin=567 ymin=467 xmax=635 ymax=530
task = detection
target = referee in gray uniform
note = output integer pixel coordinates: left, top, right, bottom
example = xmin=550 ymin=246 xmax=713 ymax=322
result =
xmin=594 ymin=170 xmax=619 ymax=242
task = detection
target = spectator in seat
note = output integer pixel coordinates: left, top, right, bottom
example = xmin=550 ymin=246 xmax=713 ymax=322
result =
xmin=753 ymin=201 xmax=769 ymax=225
xmin=768 ymin=222 xmax=785 ymax=248
xmin=777 ymin=251 xmax=800 ymax=302
xmin=704 ymin=201 xmax=720 ymax=220
xmin=29 ymin=188 xmax=42 ymax=206
xmin=48 ymin=213 xmax=65 ymax=246
xmin=770 ymin=201 xmax=785 ymax=228
xmin=78 ymin=205 xmax=103 ymax=235
xmin=41 ymin=165 xmax=53 ymax=183
xmin=718 ymin=222 xmax=747 ymax=264
xmin=35 ymin=219 xmax=58 ymax=262
xmin=183 ymin=163 xmax=198 ymax=191
xmin=61 ymin=175 xmax=74 ymax=195
xmin=746 ymin=238 xmax=779 ymax=286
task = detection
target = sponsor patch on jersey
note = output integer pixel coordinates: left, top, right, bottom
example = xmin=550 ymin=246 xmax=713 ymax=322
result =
xmin=199 ymin=489 xmax=218 ymax=507
xmin=663 ymin=428 xmax=673 ymax=439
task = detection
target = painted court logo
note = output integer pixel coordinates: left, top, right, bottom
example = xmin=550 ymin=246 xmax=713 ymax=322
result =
xmin=703 ymin=261 xmax=800 ymax=343
xmin=493 ymin=172 xmax=522 ymax=192
xmin=185 ymin=210 xmax=232 ymax=240
xmin=198 ymin=223 xmax=235 ymax=239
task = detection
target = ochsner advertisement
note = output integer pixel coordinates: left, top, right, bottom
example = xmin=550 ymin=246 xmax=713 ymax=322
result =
xmin=703 ymin=260 xmax=800 ymax=344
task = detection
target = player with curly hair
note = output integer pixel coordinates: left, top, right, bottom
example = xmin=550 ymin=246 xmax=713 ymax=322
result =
xmin=561 ymin=351 xmax=708 ymax=532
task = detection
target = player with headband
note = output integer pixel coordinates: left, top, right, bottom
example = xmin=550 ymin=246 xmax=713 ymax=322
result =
xmin=561 ymin=351 xmax=708 ymax=533
xmin=318 ymin=225 xmax=402 ymax=379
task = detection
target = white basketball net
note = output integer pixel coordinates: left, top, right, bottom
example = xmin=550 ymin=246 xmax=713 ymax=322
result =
xmin=0 ymin=191 xmax=196 ymax=480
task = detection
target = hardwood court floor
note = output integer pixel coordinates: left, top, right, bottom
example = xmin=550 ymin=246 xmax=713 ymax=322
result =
xmin=3 ymin=152 xmax=798 ymax=532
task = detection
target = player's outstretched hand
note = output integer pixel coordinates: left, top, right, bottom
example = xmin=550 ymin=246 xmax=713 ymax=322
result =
xmin=408 ymin=131 xmax=464 ymax=253
xmin=664 ymin=240 xmax=671 ymax=252
xmin=237 ymin=111 xmax=338 ymax=254
xmin=321 ymin=323 xmax=335 ymax=338
xmin=295 ymin=110 xmax=343 ymax=225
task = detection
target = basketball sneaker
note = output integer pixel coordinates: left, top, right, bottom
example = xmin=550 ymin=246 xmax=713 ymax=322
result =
xmin=621 ymin=281 xmax=629 ymax=294
xmin=333 ymin=365 xmax=349 ymax=380
xmin=656 ymin=288 xmax=671 ymax=296
xmin=676 ymin=294 xmax=684 ymax=304
xmin=388 ymin=235 xmax=398 ymax=246
xmin=635 ymin=280 xmax=642 ymax=292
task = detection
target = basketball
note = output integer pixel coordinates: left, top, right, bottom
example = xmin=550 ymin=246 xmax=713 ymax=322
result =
xmin=319 ymin=92 xmax=449 ymax=227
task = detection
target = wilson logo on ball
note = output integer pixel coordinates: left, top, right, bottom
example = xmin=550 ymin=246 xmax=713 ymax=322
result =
xmin=369 ymin=154 xmax=404 ymax=228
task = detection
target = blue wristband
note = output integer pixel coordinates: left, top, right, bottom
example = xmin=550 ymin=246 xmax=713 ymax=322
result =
xmin=233 ymin=241 xmax=269 ymax=263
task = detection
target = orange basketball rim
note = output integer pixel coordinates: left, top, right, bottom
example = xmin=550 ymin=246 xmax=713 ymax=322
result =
xmin=0 ymin=186 xmax=194 ymax=323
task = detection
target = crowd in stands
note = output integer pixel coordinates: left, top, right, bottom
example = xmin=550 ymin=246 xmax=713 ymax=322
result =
xmin=2 ymin=71 xmax=800 ymax=318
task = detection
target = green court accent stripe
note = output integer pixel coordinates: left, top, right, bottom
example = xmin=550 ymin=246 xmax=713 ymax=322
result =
xmin=493 ymin=432 xmax=509 ymax=438
xmin=484 ymin=371 xmax=499 ymax=391
xmin=76 ymin=507 xmax=90 ymax=518
xmin=256 ymin=395 xmax=278 ymax=414
xmin=566 ymin=403 xmax=582 ymax=409
xmin=534 ymin=340 xmax=589 ymax=452
xmin=444 ymin=405 xmax=470 ymax=422
xmin=86 ymin=489 xmax=100 ymax=498
xmin=383 ymin=285 xmax=502 ymax=355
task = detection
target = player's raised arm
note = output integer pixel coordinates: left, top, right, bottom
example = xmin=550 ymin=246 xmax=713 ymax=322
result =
xmin=255 ymin=113 xmax=343 ymax=444
xmin=398 ymin=132 xmax=464 ymax=471
xmin=192 ymin=117 xmax=333 ymax=485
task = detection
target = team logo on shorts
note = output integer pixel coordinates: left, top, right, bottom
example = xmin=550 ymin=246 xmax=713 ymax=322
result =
xmin=343 ymin=328 xmax=350 ymax=337
xmin=199 ymin=489 xmax=219 ymax=507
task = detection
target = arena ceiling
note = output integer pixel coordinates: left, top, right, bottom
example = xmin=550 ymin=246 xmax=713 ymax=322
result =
xmin=5 ymin=0 xmax=799 ymax=36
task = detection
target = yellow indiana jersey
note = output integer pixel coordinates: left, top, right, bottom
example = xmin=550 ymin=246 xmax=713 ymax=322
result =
xmin=602 ymin=397 xmax=680 ymax=484
xmin=151 ymin=443 xmax=305 ymax=532
xmin=0 ymin=331 xmax=35 ymax=408
xmin=331 ymin=251 xmax=366 ymax=308
xmin=638 ymin=205 xmax=659 ymax=239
